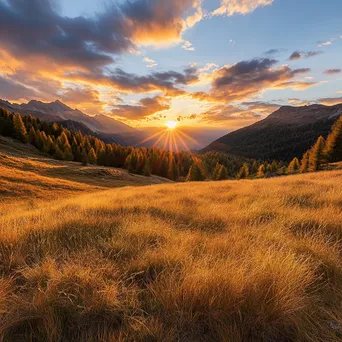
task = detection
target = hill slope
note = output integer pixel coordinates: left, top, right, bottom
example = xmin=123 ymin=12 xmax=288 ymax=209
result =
xmin=0 ymin=136 xmax=171 ymax=203
xmin=203 ymin=104 xmax=342 ymax=161
xmin=0 ymin=158 xmax=342 ymax=340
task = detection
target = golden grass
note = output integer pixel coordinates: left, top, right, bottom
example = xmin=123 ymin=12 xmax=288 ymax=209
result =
xmin=0 ymin=160 xmax=342 ymax=340
xmin=0 ymin=136 xmax=171 ymax=209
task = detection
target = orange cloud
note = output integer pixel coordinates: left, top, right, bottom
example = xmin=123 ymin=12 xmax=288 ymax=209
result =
xmin=318 ymin=97 xmax=342 ymax=105
xmin=212 ymin=0 xmax=274 ymax=16
xmin=110 ymin=95 xmax=171 ymax=120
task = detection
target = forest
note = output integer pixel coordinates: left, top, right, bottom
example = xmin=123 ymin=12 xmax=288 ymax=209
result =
xmin=0 ymin=106 xmax=341 ymax=182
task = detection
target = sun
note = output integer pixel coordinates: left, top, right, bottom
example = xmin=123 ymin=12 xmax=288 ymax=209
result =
xmin=166 ymin=120 xmax=178 ymax=129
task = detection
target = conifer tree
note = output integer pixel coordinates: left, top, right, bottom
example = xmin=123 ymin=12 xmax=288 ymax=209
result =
xmin=143 ymin=162 xmax=151 ymax=177
xmin=270 ymin=160 xmax=278 ymax=173
xmin=186 ymin=163 xmax=205 ymax=182
xmin=29 ymin=126 xmax=37 ymax=146
xmin=237 ymin=163 xmax=249 ymax=179
xmin=54 ymin=145 xmax=65 ymax=160
xmin=212 ymin=163 xmax=221 ymax=180
xmin=300 ymin=152 xmax=310 ymax=173
xmin=159 ymin=157 xmax=169 ymax=178
xmin=324 ymin=116 xmax=342 ymax=162
xmin=250 ymin=160 xmax=259 ymax=174
xmin=81 ymin=148 xmax=88 ymax=165
xmin=47 ymin=136 xmax=56 ymax=155
xmin=257 ymin=164 xmax=266 ymax=178
xmin=308 ymin=136 xmax=326 ymax=171
xmin=287 ymin=157 xmax=300 ymax=174
xmin=217 ymin=165 xmax=228 ymax=180
xmin=13 ymin=114 xmax=28 ymax=143
xmin=87 ymin=148 xmax=97 ymax=165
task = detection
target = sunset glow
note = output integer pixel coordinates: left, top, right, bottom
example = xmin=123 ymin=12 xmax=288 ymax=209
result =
xmin=0 ymin=0 xmax=341 ymax=132
xmin=166 ymin=121 xmax=178 ymax=129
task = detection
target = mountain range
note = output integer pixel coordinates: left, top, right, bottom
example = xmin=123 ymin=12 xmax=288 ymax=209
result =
xmin=1 ymin=99 xmax=342 ymax=160
xmin=202 ymin=104 xmax=342 ymax=161
xmin=0 ymin=99 xmax=135 ymax=135
xmin=0 ymin=99 xmax=227 ymax=150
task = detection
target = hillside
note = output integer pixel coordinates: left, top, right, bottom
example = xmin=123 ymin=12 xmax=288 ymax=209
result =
xmin=0 ymin=136 xmax=171 ymax=204
xmin=0 ymin=156 xmax=342 ymax=340
xmin=203 ymin=104 xmax=342 ymax=161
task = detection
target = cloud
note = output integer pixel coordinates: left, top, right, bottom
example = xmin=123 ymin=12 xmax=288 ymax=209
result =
xmin=182 ymin=40 xmax=195 ymax=51
xmin=198 ymin=63 xmax=219 ymax=72
xmin=240 ymin=101 xmax=281 ymax=115
xmin=0 ymin=75 xmax=38 ymax=101
xmin=0 ymin=0 xmax=202 ymax=72
xmin=111 ymin=95 xmax=171 ymax=120
xmin=200 ymin=104 xmax=263 ymax=128
xmin=192 ymin=58 xmax=314 ymax=103
xmin=289 ymin=51 xmax=323 ymax=60
xmin=264 ymin=49 xmax=280 ymax=55
xmin=324 ymin=69 xmax=341 ymax=75
xmin=59 ymin=86 xmax=104 ymax=114
xmin=143 ymin=57 xmax=158 ymax=68
xmin=318 ymin=97 xmax=342 ymax=106
xmin=288 ymin=98 xmax=312 ymax=106
xmin=318 ymin=40 xmax=332 ymax=47
xmin=212 ymin=0 xmax=274 ymax=16
xmin=93 ymin=67 xmax=199 ymax=96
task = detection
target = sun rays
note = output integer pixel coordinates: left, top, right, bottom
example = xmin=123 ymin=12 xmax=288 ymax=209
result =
xmin=137 ymin=124 xmax=200 ymax=153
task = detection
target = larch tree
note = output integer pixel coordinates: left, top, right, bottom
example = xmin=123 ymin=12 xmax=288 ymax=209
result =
xmin=87 ymin=148 xmax=97 ymax=165
xmin=287 ymin=157 xmax=300 ymax=174
xmin=325 ymin=116 xmax=342 ymax=162
xmin=237 ymin=163 xmax=249 ymax=179
xmin=186 ymin=162 xmax=205 ymax=182
xmin=257 ymin=164 xmax=266 ymax=178
xmin=217 ymin=165 xmax=228 ymax=180
xmin=300 ymin=152 xmax=310 ymax=173
xmin=13 ymin=114 xmax=28 ymax=143
xmin=308 ymin=136 xmax=326 ymax=172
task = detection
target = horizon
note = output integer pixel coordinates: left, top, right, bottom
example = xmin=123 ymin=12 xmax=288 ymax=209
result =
xmin=0 ymin=0 xmax=341 ymax=131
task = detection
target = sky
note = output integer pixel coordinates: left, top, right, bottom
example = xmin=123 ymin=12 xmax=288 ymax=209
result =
xmin=0 ymin=0 xmax=341 ymax=130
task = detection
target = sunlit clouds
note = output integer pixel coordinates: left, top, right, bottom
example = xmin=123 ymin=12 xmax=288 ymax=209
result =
xmin=0 ymin=0 xmax=341 ymax=129
xmin=212 ymin=0 xmax=274 ymax=16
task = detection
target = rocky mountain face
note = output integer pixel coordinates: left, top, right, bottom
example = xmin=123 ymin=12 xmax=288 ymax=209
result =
xmin=0 ymin=99 xmax=135 ymax=135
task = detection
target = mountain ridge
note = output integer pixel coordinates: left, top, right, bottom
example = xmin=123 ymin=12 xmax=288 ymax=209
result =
xmin=202 ymin=103 xmax=342 ymax=161
xmin=0 ymin=99 xmax=135 ymax=135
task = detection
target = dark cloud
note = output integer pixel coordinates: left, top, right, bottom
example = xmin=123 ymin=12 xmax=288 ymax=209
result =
xmin=0 ymin=0 xmax=200 ymax=72
xmin=289 ymin=51 xmax=323 ymax=61
xmin=69 ymin=66 xmax=199 ymax=96
xmin=111 ymin=95 xmax=171 ymax=120
xmin=0 ymin=75 xmax=38 ymax=101
xmin=192 ymin=58 xmax=314 ymax=103
xmin=0 ymin=0 xmax=202 ymax=104
xmin=324 ymin=69 xmax=341 ymax=75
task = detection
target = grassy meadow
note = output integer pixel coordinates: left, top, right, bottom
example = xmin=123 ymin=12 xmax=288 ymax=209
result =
xmin=0 ymin=158 xmax=342 ymax=341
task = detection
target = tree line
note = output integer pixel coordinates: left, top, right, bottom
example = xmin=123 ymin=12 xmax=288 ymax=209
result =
xmin=0 ymin=107 xmax=259 ymax=181
xmin=285 ymin=116 xmax=342 ymax=175
xmin=1 ymin=107 xmax=340 ymax=182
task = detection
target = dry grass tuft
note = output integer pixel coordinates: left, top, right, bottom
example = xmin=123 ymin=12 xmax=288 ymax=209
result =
xmin=0 ymin=168 xmax=342 ymax=341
